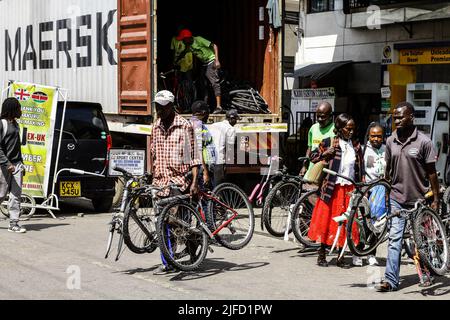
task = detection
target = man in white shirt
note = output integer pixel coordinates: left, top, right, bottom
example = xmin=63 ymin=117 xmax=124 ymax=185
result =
xmin=208 ymin=109 xmax=239 ymax=185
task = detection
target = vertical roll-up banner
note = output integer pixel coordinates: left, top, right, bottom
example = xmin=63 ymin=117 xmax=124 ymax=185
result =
xmin=9 ymin=82 xmax=58 ymax=198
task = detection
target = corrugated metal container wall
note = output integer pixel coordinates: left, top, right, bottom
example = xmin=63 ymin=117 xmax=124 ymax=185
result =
xmin=0 ymin=0 xmax=118 ymax=114
xmin=215 ymin=0 xmax=280 ymax=113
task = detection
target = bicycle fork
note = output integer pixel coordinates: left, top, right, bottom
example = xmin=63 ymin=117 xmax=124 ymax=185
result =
xmin=413 ymin=248 xmax=433 ymax=286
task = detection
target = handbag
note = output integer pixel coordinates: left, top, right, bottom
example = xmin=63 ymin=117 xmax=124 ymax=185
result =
xmin=306 ymin=160 xmax=328 ymax=185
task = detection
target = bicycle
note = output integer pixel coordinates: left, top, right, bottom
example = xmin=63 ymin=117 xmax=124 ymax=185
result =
xmin=338 ymin=170 xmax=450 ymax=280
xmin=291 ymin=168 xmax=390 ymax=252
xmin=104 ymin=166 xmax=152 ymax=260
xmin=105 ymin=166 xmax=183 ymax=261
xmin=157 ymin=182 xmax=254 ymax=271
xmin=261 ymin=157 xmax=316 ymax=239
xmin=159 ymin=69 xmax=197 ymax=113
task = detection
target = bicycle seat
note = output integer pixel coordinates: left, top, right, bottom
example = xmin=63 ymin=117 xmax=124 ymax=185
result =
xmin=333 ymin=214 xmax=348 ymax=223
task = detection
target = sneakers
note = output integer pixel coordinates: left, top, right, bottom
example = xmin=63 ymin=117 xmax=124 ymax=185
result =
xmin=153 ymin=264 xmax=177 ymax=275
xmin=8 ymin=223 xmax=26 ymax=233
xmin=367 ymin=255 xmax=379 ymax=266
xmin=352 ymin=255 xmax=363 ymax=267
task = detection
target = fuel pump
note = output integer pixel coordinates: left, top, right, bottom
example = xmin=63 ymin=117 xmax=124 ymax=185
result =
xmin=407 ymin=83 xmax=450 ymax=183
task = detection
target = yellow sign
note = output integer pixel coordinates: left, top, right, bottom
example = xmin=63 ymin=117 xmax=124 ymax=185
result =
xmin=10 ymin=82 xmax=58 ymax=198
xmin=60 ymin=181 xmax=81 ymax=197
xmin=400 ymin=47 xmax=450 ymax=65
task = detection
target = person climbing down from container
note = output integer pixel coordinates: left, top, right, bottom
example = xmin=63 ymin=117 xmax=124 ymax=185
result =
xmin=0 ymin=97 xmax=26 ymax=233
xmin=190 ymin=100 xmax=217 ymax=189
xmin=359 ymin=122 xmax=387 ymax=267
xmin=307 ymin=113 xmax=364 ymax=268
xmin=299 ymin=102 xmax=335 ymax=181
xmin=176 ymin=29 xmax=222 ymax=114
xmin=171 ymin=25 xmax=194 ymax=80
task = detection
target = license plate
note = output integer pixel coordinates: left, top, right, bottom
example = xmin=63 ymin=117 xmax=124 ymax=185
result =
xmin=60 ymin=181 xmax=81 ymax=197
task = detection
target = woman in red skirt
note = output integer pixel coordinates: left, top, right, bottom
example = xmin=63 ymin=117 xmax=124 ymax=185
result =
xmin=307 ymin=113 xmax=363 ymax=268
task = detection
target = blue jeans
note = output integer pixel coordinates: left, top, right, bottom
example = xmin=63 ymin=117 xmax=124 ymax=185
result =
xmin=384 ymin=199 xmax=407 ymax=289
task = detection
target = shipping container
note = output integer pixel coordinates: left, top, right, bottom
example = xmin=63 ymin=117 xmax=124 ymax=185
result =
xmin=0 ymin=0 xmax=286 ymax=177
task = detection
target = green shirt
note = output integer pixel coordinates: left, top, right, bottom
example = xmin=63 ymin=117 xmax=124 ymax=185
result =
xmin=190 ymin=36 xmax=216 ymax=64
xmin=171 ymin=37 xmax=193 ymax=72
xmin=304 ymin=122 xmax=335 ymax=180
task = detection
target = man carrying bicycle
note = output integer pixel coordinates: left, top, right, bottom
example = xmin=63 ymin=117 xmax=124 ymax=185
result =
xmin=150 ymin=90 xmax=202 ymax=274
xmin=376 ymin=101 xmax=439 ymax=292
xmin=176 ymin=29 xmax=222 ymax=114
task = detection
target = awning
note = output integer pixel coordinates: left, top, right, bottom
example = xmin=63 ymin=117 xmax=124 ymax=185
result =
xmin=293 ymin=60 xmax=353 ymax=80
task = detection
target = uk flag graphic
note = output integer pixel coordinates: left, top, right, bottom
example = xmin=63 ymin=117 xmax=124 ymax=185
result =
xmin=15 ymin=88 xmax=30 ymax=101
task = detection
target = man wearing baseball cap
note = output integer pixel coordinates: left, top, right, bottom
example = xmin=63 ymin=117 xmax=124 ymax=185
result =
xmin=208 ymin=109 xmax=240 ymax=185
xmin=176 ymin=29 xmax=223 ymax=114
xmin=150 ymin=90 xmax=202 ymax=274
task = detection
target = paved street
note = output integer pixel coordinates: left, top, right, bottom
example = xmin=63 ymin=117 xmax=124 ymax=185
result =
xmin=0 ymin=199 xmax=449 ymax=300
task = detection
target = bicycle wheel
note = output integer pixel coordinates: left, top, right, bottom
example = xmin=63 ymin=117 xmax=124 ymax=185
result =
xmin=413 ymin=208 xmax=449 ymax=276
xmin=291 ymin=189 xmax=320 ymax=248
xmin=346 ymin=181 xmax=390 ymax=256
xmin=262 ymin=180 xmax=300 ymax=237
xmin=0 ymin=194 xmax=36 ymax=219
xmin=123 ymin=192 xmax=158 ymax=254
xmin=158 ymin=200 xmax=209 ymax=271
xmin=177 ymin=79 xmax=196 ymax=112
xmin=403 ymin=221 xmax=416 ymax=259
xmin=206 ymin=183 xmax=255 ymax=250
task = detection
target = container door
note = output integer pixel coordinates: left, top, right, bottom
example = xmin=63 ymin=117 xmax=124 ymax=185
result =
xmin=117 ymin=0 xmax=153 ymax=115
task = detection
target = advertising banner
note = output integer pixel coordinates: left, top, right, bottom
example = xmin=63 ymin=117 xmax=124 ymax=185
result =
xmin=9 ymin=82 xmax=58 ymax=198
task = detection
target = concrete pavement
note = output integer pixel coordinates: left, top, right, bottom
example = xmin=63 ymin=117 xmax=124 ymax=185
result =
xmin=0 ymin=201 xmax=449 ymax=300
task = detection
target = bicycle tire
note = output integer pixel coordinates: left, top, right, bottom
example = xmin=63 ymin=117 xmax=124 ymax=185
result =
xmin=206 ymin=182 xmax=255 ymax=250
xmin=262 ymin=180 xmax=300 ymax=237
xmin=291 ymin=189 xmax=321 ymax=248
xmin=413 ymin=207 xmax=449 ymax=276
xmin=346 ymin=181 xmax=391 ymax=257
xmin=0 ymin=194 xmax=36 ymax=219
xmin=158 ymin=200 xmax=209 ymax=271
xmin=123 ymin=192 xmax=158 ymax=254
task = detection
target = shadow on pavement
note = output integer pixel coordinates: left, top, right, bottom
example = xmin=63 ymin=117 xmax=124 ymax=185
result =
xmin=402 ymin=273 xmax=450 ymax=296
xmin=169 ymin=259 xmax=270 ymax=281
xmin=20 ymin=223 xmax=70 ymax=231
xmin=120 ymin=259 xmax=269 ymax=281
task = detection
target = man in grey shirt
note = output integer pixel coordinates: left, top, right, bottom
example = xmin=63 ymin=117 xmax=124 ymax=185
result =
xmin=0 ymin=97 xmax=26 ymax=233
xmin=376 ymin=101 xmax=439 ymax=292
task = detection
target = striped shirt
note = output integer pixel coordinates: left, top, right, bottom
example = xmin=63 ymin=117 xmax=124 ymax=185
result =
xmin=310 ymin=136 xmax=363 ymax=204
xmin=151 ymin=115 xmax=202 ymax=195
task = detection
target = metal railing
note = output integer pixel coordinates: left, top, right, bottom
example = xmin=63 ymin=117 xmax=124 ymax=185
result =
xmin=344 ymin=0 xmax=449 ymax=13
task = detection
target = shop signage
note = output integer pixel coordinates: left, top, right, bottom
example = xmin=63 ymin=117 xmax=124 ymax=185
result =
xmin=400 ymin=47 xmax=450 ymax=65
xmin=381 ymin=100 xmax=391 ymax=112
xmin=108 ymin=149 xmax=145 ymax=176
xmin=381 ymin=87 xmax=391 ymax=98
xmin=381 ymin=44 xmax=398 ymax=65
xmin=291 ymin=87 xmax=335 ymax=99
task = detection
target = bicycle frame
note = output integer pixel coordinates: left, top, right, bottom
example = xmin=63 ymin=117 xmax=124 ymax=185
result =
xmin=196 ymin=190 xmax=241 ymax=238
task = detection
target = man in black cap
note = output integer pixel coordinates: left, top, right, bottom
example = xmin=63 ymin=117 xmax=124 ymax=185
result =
xmin=209 ymin=109 xmax=240 ymax=185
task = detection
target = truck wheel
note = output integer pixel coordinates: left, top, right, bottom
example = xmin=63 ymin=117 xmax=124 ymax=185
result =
xmin=92 ymin=197 xmax=113 ymax=213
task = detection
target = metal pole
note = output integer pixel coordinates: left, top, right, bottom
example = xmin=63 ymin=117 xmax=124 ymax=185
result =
xmin=50 ymin=89 xmax=68 ymax=207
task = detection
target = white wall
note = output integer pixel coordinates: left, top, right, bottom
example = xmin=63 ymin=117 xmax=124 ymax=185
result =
xmin=296 ymin=0 xmax=450 ymax=66
xmin=0 ymin=0 xmax=118 ymax=114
